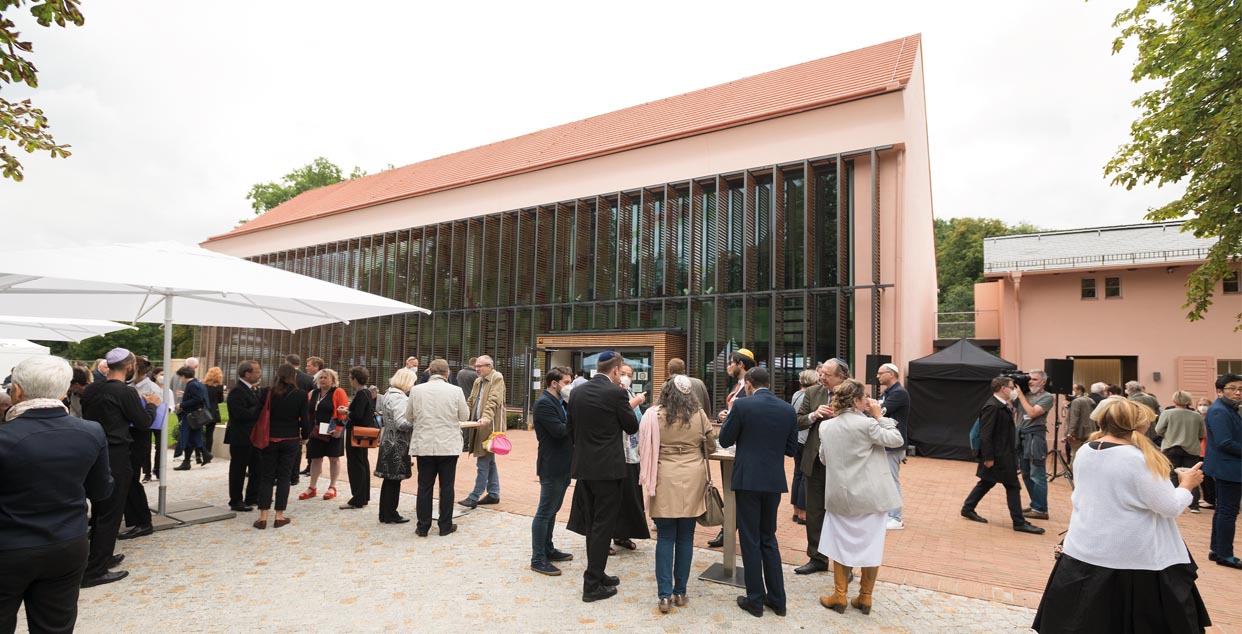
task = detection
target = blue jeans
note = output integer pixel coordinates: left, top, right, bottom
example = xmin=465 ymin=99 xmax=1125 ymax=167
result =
xmin=531 ymin=474 xmax=571 ymax=564
xmin=469 ymin=453 xmax=500 ymax=500
xmin=1211 ymin=478 xmax=1240 ymax=559
xmin=1020 ymin=456 xmax=1048 ymax=513
xmin=653 ymin=517 xmax=696 ymax=599
xmin=887 ymin=449 xmax=904 ymax=522
xmin=177 ymin=423 xmax=203 ymax=452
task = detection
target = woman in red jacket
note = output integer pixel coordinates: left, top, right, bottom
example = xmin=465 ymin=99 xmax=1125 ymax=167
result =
xmin=299 ymin=368 xmax=349 ymax=501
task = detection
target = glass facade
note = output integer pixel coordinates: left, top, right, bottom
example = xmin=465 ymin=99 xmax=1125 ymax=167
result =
xmin=200 ymin=154 xmax=864 ymax=410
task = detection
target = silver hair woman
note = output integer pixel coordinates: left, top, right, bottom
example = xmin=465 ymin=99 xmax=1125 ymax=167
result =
xmin=639 ymin=375 xmax=718 ymax=612
xmin=7 ymin=356 xmax=73 ymax=419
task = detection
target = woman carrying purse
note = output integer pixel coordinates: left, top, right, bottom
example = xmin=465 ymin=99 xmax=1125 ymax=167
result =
xmin=300 ymin=368 xmax=348 ymax=501
xmin=173 ymin=365 xmax=210 ymax=471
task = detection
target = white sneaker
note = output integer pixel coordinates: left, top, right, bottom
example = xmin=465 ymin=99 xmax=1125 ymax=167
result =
xmin=886 ymin=518 xmax=905 ymax=531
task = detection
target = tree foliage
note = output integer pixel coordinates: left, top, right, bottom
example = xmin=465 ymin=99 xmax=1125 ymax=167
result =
xmin=1105 ymin=0 xmax=1241 ymax=326
xmin=0 ymin=0 xmax=81 ymax=182
xmin=934 ymin=217 xmax=1042 ymax=314
xmin=40 ymin=323 xmax=194 ymax=363
xmin=245 ymin=157 xmax=366 ymax=215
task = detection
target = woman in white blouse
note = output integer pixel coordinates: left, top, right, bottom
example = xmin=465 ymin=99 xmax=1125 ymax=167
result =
xmin=1033 ymin=398 xmax=1210 ymax=633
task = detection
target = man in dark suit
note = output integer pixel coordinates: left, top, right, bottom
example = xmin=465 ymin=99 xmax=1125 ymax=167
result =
xmin=529 ymin=367 xmax=576 ymax=576
xmin=566 ymin=352 xmax=642 ymax=602
xmin=456 ymin=357 xmax=479 ymax=398
xmin=224 ymin=360 xmax=265 ymax=512
xmin=719 ymin=367 xmax=798 ymax=617
xmin=708 ymin=349 xmax=756 ymax=548
xmin=0 ymin=356 xmax=115 ymax=632
xmin=877 ymin=362 xmax=910 ymax=529
xmin=794 ymin=358 xmax=848 ymax=574
xmin=961 ymin=376 xmax=1045 ymax=534
xmin=293 ymin=355 xmax=321 ymax=479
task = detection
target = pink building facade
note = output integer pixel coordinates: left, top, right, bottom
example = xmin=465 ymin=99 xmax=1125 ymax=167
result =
xmin=979 ymin=222 xmax=1241 ymax=404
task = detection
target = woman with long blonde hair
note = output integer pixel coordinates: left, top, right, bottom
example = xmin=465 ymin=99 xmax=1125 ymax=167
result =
xmin=1033 ymin=398 xmax=1210 ymax=633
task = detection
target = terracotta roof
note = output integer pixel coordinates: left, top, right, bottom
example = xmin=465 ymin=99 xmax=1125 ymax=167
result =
xmin=208 ymin=34 xmax=921 ymax=243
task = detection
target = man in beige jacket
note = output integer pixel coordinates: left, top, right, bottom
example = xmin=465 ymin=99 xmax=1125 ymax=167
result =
xmin=460 ymin=355 xmax=507 ymax=508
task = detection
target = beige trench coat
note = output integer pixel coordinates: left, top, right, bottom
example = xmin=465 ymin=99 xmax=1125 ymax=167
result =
xmin=647 ymin=408 xmax=717 ymax=519
xmin=466 ymin=371 xmax=507 ymax=457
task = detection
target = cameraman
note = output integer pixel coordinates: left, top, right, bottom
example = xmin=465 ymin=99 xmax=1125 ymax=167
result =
xmin=1015 ymin=369 xmax=1054 ymax=520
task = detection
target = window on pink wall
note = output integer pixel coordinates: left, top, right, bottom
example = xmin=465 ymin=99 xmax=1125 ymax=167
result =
xmin=1081 ymin=278 xmax=1097 ymax=300
xmin=1104 ymin=277 xmax=1122 ymax=299
xmin=1224 ymin=270 xmax=1239 ymax=295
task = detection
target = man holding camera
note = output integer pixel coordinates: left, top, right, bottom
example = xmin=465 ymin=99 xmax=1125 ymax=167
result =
xmin=1015 ymin=370 xmax=1054 ymax=520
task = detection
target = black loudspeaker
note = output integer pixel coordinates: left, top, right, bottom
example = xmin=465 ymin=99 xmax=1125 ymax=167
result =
xmin=866 ymin=354 xmax=893 ymax=379
xmin=1044 ymin=359 xmax=1074 ymax=395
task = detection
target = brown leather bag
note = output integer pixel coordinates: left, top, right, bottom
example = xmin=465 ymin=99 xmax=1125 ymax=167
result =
xmin=349 ymin=426 xmax=380 ymax=449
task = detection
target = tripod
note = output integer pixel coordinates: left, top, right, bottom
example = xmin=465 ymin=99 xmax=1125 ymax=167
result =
xmin=1046 ymin=393 xmax=1073 ymax=488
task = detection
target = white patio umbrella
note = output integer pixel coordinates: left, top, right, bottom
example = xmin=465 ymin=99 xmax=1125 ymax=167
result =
xmin=0 ymin=315 xmax=136 ymax=342
xmin=0 ymin=241 xmax=428 ymax=515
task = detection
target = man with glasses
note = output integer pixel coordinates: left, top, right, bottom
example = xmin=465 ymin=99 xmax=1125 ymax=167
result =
xmin=1205 ymin=373 xmax=1242 ymax=569
xmin=876 ymin=363 xmax=909 ymax=530
xmin=793 ymin=358 xmax=849 ymax=575
xmin=460 ymin=355 xmax=506 ymax=508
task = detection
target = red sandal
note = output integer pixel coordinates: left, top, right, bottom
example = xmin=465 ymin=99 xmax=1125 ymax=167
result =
xmin=297 ymin=487 xmax=317 ymax=500
xmin=322 ymin=486 xmax=338 ymax=501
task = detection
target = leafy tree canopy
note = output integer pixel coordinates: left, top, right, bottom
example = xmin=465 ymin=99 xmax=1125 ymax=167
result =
xmin=40 ymin=323 xmax=194 ymax=364
xmin=245 ymin=157 xmax=366 ymax=215
xmin=1106 ymin=0 xmax=1241 ymax=326
xmin=934 ymin=217 xmax=1042 ymax=314
xmin=0 ymin=0 xmax=82 ymax=182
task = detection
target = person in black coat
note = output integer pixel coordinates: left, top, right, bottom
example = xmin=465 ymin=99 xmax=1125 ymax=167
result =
xmin=876 ymin=363 xmax=910 ymax=528
xmin=224 ymin=360 xmax=265 ymax=512
xmin=960 ymin=376 xmax=1045 ymax=534
xmin=0 ymin=356 xmax=115 ymax=632
xmin=254 ymin=363 xmax=309 ymax=529
xmin=719 ymin=367 xmax=798 ymax=618
xmin=566 ymin=353 xmax=641 ymax=602
xmin=340 ymin=366 xmax=376 ymax=510
xmin=529 ymin=367 xmax=575 ymax=576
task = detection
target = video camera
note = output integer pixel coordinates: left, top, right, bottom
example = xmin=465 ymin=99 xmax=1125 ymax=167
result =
xmin=1001 ymin=370 xmax=1031 ymax=394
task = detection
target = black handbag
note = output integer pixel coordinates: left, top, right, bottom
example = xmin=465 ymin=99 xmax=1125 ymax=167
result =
xmin=183 ymin=407 xmax=213 ymax=431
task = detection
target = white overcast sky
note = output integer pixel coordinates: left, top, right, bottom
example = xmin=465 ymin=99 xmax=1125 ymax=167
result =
xmin=0 ymin=0 xmax=1182 ymax=247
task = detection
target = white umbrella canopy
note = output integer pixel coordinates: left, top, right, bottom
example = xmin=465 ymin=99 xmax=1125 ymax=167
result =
xmin=0 ymin=315 xmax=136 ymax=342
xmin=0 ymin=241 xmax=428 ymax=515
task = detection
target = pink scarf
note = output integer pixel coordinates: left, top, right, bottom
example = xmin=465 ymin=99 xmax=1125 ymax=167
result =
xmin=637 ymin=406 xmax=662 ymax=497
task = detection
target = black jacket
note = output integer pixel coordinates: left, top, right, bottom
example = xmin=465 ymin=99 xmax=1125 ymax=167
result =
xmin=81 ymin=379 xmax=157 ymax=448
xmin=206 ymin=384 xmax=224 ymax=423
xmin=567 ymin=375 xmax=638 ymax=481
xmin=268 ymin=387 xmax=309 ymax=440
xmin=976 ymin=396 xmax=1019 ymax=484
xmin=224 ymin=380 xmax=264 ymax=444
xmin=880 ymin=382 xmax=910 ymax=446
xmin=0 ymin=407 xmax=114 ymax=550
xmin=295 ymin=370 xmax=315 ymax=393
xmin=719 ymin=388 xmax=798 ymax=493
xmin=533 ymin=389 xmax=571 ymax=479
xmin=347 ymin=389 xmax=376 ymax=429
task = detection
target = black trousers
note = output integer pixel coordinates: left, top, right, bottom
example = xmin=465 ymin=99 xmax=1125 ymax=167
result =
xmin=1163 ymin=447 xmax=1201 ymax=507
xmin=0 ymin=536 xmax=88 ymax=634
xmin=150 ymin=430 xmax=163 ymax=477
xmin=962 ymin=476 xmax=1025 ymax=526
xmin=130 ymin=433 xmax=151 ymax=478
xmin=85 ymin=445 xmax=131 ymax=579
xmin=415 ymin=456 xmax=458 ymax=531
xmin=576 ymin=479 xmax=622 ymax=593
xmin=344 ymin=429 xmax=372 ymax=507
xmin=122 ymin=465 xmax=151 ymax=530
xmin=378 ymin=477 xmax=406 ymax=522
xmin=227 ymin=429 xmax=262 ymax=507
xmin=736 ymin=490 xmax=785 ymax=609
xmin=203 ymin=422 xmax=217 ymax=458
xmin=803 ymin=460 xmax=828 ymax=563
xmin=257 ymin=440 xmax=300 ymax=511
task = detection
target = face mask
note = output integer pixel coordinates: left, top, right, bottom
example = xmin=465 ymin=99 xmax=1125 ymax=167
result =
xmin=620 ymin=376 xmax=632 ymax=388
xmin=1008 ymin=388 xmax=1018 ymax=401
xmin=1197 ymin=405 xmax=1208 ymax=414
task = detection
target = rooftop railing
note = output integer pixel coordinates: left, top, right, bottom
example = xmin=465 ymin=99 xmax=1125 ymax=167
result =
xmin=985 ymin=247 xmax=1212 ymax=274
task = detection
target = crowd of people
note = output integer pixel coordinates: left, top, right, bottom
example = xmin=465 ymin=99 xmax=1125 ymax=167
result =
xmin=0 ymin=343 xmax=1238 ymax=633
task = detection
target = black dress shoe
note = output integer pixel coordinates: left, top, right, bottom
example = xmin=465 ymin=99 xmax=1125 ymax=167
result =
xmin=960 ymin=509 xmax=988 ymax=524
xmin=763 ymin=598 xmax=787 ymax=617
xmin=736 ymin=596 xmax=763 ymax=617
xmin=106 ymin=554 xmax=125 ymax=569
xmin=548 ymin=550 xmax=574 ymax=562
xmin=415 ymin=527 xmax=429 ymax=537
xmin=299 ymin=466 xmax=311 ymax=476
xmin=1013 ymin=522 xmax=1046 ymax=535
xmin=243 ymin=499 xmax=259 ymax=507
xmin=794 ymin=560 xmax=829 ymax=575
xmin=118 ymin=525 xmax=153 ymax=540
xmin=439 ymin=524 xmax=458 ymax=536
xmin=708 ymin=530 xmax=724 ymax=548
xmin=81 ymin=570 xmax=128 ymax=588
xmin=229 ymin=504 xmax=254 ymax=512
xmin=582 ymin=585 xmax=618 ymax=602
xmin=601 ymin=575 xmax=620 ymax=587
xmin=1216 ymin=556 xmax=1242 ymax=569
xmin=339 ymin=503 xmax=364 ymax=510
xmin=387 ymin=516 xmax=411 ymax=524
xmin=477 ymin=494 xmax=500 ymax=505
xmin=458 ymin=498 xmax=478 ymax=509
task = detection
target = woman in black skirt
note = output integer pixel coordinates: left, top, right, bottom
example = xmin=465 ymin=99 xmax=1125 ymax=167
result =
xmin=1034 ymin=398 xmax=1210 ymax=633
xmin=299 ymin=368 xmax=348 ymax=502
xmin=339 ymin=366 xmax=376 ymax=510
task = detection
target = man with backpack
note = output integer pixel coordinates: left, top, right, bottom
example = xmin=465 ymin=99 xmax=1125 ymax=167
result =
xmin=960 ymin=376 xmax=1045 ymax=535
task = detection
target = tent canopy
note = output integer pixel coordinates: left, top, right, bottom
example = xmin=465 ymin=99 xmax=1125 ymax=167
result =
xmin=907 ymin=339 xmax=1017 ymax=461
xmin=0 ymin=315 xmax=136 ymax=342
xmin=908 ymin=338 xmax=1017 ymax=382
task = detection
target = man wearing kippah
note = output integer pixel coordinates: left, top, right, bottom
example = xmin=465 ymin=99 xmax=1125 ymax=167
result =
xmin=876 ymin=363 xmax=909 ymax=530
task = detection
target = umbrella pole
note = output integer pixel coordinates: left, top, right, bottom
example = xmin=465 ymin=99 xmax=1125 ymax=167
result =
xmin=158 ymin=295 xmax=173 ymax=516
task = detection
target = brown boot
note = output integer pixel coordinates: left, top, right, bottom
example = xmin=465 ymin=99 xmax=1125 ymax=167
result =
xmin=819 ymin=560 xmax=850 ymax=613
xmin=850 ymin=566 xmax=879 ymax=615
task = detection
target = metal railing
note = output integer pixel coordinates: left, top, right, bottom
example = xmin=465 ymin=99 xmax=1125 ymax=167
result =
xmin=936 ymin=310 xmax=998 ymax=340
xmin=985 ymin=247 xmax=1212 ymax=274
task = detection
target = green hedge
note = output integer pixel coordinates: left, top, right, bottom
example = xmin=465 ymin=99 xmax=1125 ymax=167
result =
xmin=163 ymin=403 xmax=228 ymax=448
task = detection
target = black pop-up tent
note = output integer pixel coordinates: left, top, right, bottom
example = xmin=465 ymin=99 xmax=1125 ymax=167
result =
xmin=907 ymin=339 xmax=1017 ymax=461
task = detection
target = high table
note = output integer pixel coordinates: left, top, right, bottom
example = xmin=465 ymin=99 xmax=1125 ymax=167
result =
xmin=460 ymin=420 xmax=487 ymax=430
xmin=698 ymin=450 xmax=746 ymax=588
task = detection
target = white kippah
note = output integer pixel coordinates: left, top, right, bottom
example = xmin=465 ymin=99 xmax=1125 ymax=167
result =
xmin=880 ymin=363 xmax=899 ymax=375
